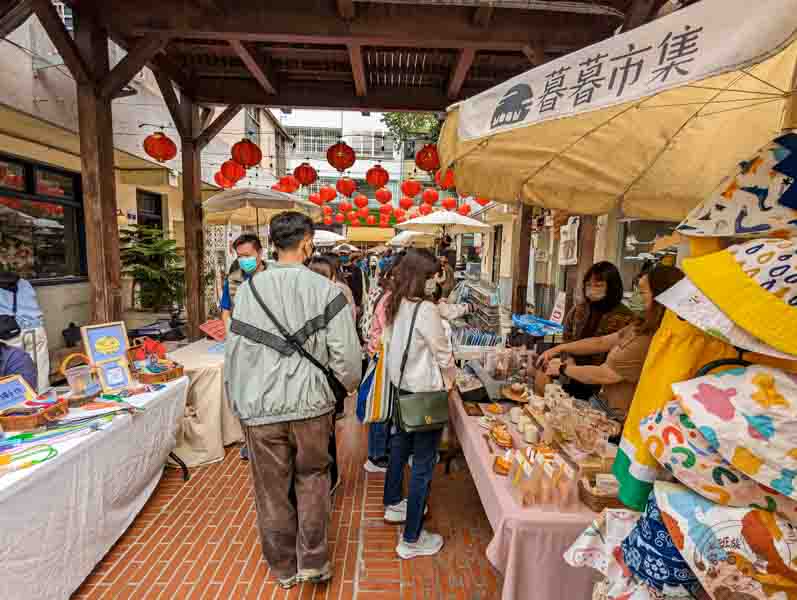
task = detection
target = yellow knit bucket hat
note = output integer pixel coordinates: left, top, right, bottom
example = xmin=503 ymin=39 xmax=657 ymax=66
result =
xmin=682 ymin=238 xmax=797 ymax=356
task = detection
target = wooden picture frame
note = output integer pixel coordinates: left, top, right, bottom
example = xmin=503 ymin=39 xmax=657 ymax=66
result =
xmin=95 ymin=358 xmax=133 ymax=394
xmin=0 ymin=374 xmax=37 ymax=411
xmin=81 ymin=321 xmax=130 ymax=365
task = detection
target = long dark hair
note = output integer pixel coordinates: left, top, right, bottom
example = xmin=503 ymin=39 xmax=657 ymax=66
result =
xmin=385 ymin=249 xmax=438 ymax=326
xmin=307 ymin=256 xmax=335 ymax=280
xmin=635 ymin=264 xmax=685 ymax=335
xmin=583 ymin=261 xmax=624 ymax=313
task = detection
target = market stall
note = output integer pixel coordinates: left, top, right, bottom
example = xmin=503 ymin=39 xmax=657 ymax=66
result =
xmin=167 ymin=339 xmax=242 ymax=467
xmin=0 ymin=377 xmax=188 ymax=600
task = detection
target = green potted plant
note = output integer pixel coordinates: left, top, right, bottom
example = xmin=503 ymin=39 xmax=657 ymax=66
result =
xmin=120 ymin=225 xmax=185 ymax=313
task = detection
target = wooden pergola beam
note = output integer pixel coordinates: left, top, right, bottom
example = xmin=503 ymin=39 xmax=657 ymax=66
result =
xmin=447 ymin=48 xmax=475 ymax=100
xmin=348 ymin=43 xmax=367 ymax=97
xmin=0 ymin=0 xmax=32 ymax=39
xmin=229 ymin=40 xmax=276 ymax=95
xmin=153 ymin=69 xmax=189 ymax=138
xmin=192 ymin=77 xmax=463 ymax=111
xmin=624 ymin=0 xmax=658 ymax=30
xmin=195 ymin=103 xmax=243 ymax=150
xmin=337 ymin=0 xmax=355 ymax=20
xmin=30 ymin=0 xmax=90 ymax=82
xmin=473 ymin=4 xmax=494 ymax=28
xmin=99 ymin=35 xmax=170 ymax=99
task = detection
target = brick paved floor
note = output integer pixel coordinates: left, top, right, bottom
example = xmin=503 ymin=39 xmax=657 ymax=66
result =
xmin=72 ymin=410 xmax=502 ymax=600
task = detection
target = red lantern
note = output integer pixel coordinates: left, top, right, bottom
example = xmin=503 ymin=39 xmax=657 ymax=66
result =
xmin=366 ymin=215 xmax=377 ymax=226
xmin=419 ymin=203 xmax=433 ymax=216
xmin=475 ymin=196 xmax=490 ymax=206
xmin=214 ymin=171 xmax=234 ymax=189
xmin=336 ymin=177 xmax=357 ymax=198
xmin=458 ymin=204 xmax=472 ymax=216
xmin=375 ymin=187 xmax=392 ymax=205
xmin=435 ymin=168 xmax=455 ymax=190
xmin=271 ymin=183 xmax=283 ymax=191
xmin=339 ymin=200 xmax=352 ymax=214
xmin=346 ymin=210 xmax=358 ymax=222
xmin=393 ymin=208 xmax=405 ymax=219
xmin=327 ymin=141 xmax=356 ymax=172
xmin=354 ymin=194 xmax=369 ymax=209
xmin=395 ymin=216 xmax=406 ymax=224
xmin=415 ymin=144 xmax=440 ymax=172
xmin=231 ymin=139 xmax=262 ymax=169
xmin=309 ymin=193 xmax=323 ymax=206
xmin=319 ymin=186 xmax=337 ymax=203
xmin=350 ymin=219 xmax=360 ymax=227
xmin=357 ymin=207 xmax=370 ymax=219
xmin=379 ymin=204 xmax=393 ymax=216
xmin=323 ymin=216 xmax=333 ymax=225
xmin=422 ymin=188 xmax=439 ymax=205
xmin=279 ymin=175 xmax=300 ymax=193
xmin=442 ymin=196 xmax=457 ymax=211
xmin=380 ymin=217 xmax=390 ymax=227
xmin=399 ymin=196 xmax=414 ymax=210
xmin=334 ymin=213 xmax=345 ymax=224
xmin=143 ymin=132 xmax=177 ymax=163
xmin=221 ymin=160 xmax=246 ymax=182
xmin=401 ymin=179 xmax=422 ymax=197
xmin=322 ymin=205 xmax=333 ymax=215
xmin=293 ymin=162 xmax=318 ymax=187
xmin=365 ymin=164 xmax=389 ymax=188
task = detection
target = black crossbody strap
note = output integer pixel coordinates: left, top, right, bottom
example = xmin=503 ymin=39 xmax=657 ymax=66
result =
xmin=247 ymin=279 xmax=335 ymax=379
xmin=396 ymin=301 xmax=423 ymax=393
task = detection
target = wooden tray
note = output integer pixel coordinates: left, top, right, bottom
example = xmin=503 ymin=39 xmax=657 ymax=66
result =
xmin=0 ymin=398 xmax=69 ymax=432
xmin=134 ymin=365 xmax=184 ymax=384
xmin=578 ymin=477 xmax=625 ymax=512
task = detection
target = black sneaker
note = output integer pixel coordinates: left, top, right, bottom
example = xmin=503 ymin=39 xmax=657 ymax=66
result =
xmin=239 ymin=445 xmax=249 ymax=461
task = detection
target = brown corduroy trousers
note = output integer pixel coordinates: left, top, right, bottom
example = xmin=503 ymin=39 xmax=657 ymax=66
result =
xmin=244 ymin=413 xmax=333 ymax=579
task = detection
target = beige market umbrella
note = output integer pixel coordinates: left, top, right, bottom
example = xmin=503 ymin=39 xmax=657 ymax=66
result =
xmin=438 ymin=0 xmax=797 ymax=221
xmin=314 ymin=230 xmax=346 ymax=247
xmin=203 ymin=187 xmax=321 ymax=226
xmin=387 ymin=231 xmax=437 ymax=248
xmin=395 ymin=211 xmax=492 ymax=236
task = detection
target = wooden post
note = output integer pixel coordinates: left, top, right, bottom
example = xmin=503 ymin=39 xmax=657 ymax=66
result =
xmin=74 ymin=18 xmax=123 ymax=323
xmin=511 ymin=203 xmax=533 ymax=315
xmin=564 ymin=216 xmax=596 ymax=313
xmin=179 ymin=98 xmax=205 ymax=340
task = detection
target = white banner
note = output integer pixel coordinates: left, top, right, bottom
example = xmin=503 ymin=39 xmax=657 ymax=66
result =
xmin=456 ymin=0 xmax=797 ymax=141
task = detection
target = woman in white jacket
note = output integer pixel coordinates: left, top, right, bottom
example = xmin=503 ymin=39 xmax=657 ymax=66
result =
xmin=382 ymin=249 xmax=455 ymax=560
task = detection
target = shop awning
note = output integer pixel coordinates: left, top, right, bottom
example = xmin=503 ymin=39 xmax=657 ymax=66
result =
xmin=346 ymin=227 xmax=395 ymax=243
xmin=438 ymin=0 xmax=797 ymax=221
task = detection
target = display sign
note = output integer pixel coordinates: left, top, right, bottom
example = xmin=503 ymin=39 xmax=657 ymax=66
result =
xmin=456 ymin=0 xmax=797 ymax=140
xmin=82 ymin=322 xmax=130 ymax=364
xmin=558 ymin=217 xmax=580 ymax=266
xmin=0 ymin=375 xmax=35 ymax=411
xmin=549 ymin=292 xmax=567 ymax=325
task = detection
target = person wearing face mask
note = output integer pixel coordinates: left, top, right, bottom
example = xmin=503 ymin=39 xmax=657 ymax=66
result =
xmin=220 ymin=234 xmax=267 ymax=329
xmin=538 ymin=265 xmax=684 ymax=424
xmin=225 ymin=212 xmax=361 ymax=588
xmin=534 ymin=261 xmax=634 ymax=399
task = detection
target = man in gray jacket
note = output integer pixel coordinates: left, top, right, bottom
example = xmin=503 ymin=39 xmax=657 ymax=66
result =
xmin=225 ymin=211 xmax=361 ymax=589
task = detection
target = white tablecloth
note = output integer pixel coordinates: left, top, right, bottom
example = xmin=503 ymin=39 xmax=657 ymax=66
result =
xmin=167 ymin=339 xmax=243 ymax=467
xmin=0 ymin=378 xmax=188 ymax=600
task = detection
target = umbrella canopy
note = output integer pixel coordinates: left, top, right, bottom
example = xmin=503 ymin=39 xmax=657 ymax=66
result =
xmin=387 ymin=231 xmax=437 ymax=248
xmin=203 ymin=187 xmax=321 ymax=226
xmin=367 ymin=245 xmax=389 ymax=254
xmin=332 ymin=243 xmax=358 ymax=253
xmin=395 ymin=211 xmax=492 ymax=236
xmin=314 ymin=230 xmax=346 ymax=247
xmin=438 ymin=0 xmax=797 ymax=221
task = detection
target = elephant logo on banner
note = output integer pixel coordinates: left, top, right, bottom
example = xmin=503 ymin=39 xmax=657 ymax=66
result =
xmin=490 ymin=84 xmax=534 ymax=129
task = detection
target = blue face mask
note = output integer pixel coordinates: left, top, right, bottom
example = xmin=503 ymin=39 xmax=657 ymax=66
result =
xmin=239 ymin=256 xmax=259 ymax=274
xmin=339 ymin=255 xmax=350 ymax=264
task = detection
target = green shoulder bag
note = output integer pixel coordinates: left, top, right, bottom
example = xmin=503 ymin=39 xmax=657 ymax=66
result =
xmin=393 ymin=301 xmax=450 ymax=433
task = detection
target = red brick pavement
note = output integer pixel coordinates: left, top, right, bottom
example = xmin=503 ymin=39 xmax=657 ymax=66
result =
xmin=72 ymin=411 xmax=501 ymax=599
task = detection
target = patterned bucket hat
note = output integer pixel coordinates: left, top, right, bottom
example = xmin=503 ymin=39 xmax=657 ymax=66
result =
xmin=682 ymin=238 xmax=797 ymax=356
xmin=655 ymin=480 xmax=797 ymax=600
xmin=677 ymin=133 xmax=797 ymax=238
xmin=672 ymin=366 xmax=797 ymax=509
xmin=620 ymin=490 xmax=700 ymax=595
xmin=641 ymin=400 xmax=797 ymax=516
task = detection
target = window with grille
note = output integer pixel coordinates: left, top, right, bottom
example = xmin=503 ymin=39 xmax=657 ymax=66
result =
xmin=245 ymin=108 xmax=261 ymax=145
xmin=286 ymin=127 xmax=343 ymax=158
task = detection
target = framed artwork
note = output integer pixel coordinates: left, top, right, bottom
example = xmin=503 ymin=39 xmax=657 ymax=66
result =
xmin=81 ymin=322 xmax=129 ymax=364
xmin=96 ymin=358 xmax=132 ymax=393
xmin=0 ymin=375 xmax=36 ymax=411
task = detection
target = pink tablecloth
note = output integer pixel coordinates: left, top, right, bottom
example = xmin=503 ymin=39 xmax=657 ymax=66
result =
xmin=449 ymin=392 xmax=596 ymax=600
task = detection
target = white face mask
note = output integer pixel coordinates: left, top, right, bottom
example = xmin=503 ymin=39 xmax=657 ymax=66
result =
xmin=585 ymin=287 xmax=606 ymax=302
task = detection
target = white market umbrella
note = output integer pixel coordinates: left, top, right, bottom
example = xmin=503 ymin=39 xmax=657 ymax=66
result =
xmin=439 ymin=0 xmax=797 ymax=221
xmin=203 ymin=187 xmax=321 ymax=226
xmin=387 ymin=230 xmax=437 ymax=248
xmin=314 ymin=230 xmax=346 ymax=247
xmin=332 ymin=243 xmax=358 ymax=253
xmin=395 ymin=211 xmax=492 ymax=236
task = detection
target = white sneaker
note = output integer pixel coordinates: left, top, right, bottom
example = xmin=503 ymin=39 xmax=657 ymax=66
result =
xmin=384 ymin=499 xmax=428 ymax=524
xmin=363 ymin=459 xmax=387 ymax=473
xmin=396 ymin=530 xmax=444 ymax=559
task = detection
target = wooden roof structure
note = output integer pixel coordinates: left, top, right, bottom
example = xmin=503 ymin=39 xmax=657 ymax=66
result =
xmin=0 ymin=0 xmax=669 ymax=336
xmin=6 ymin=0 xmax=667 ymax=112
